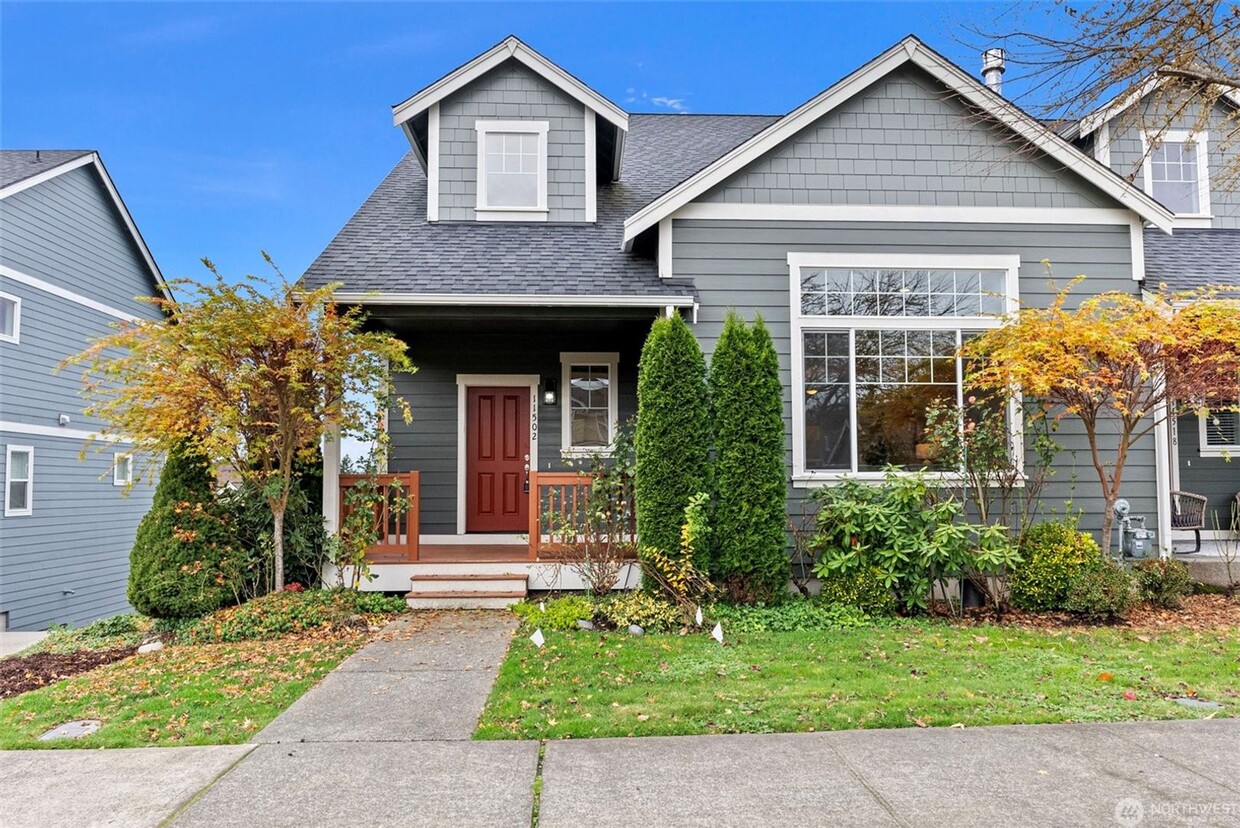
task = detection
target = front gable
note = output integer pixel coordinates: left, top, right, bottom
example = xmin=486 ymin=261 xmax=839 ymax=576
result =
xmin=700 ymin=65 xmax=1113 ymax=210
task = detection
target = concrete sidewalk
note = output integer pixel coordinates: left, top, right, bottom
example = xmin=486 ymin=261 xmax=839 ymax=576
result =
xmin=0 ymin=630 xmax=46 ymax=657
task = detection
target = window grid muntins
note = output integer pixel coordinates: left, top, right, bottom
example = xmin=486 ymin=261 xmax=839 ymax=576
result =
xmin=484 ymin=132 xmax=540 ymax=208
xmin=569 ymin=364 xmax=611 ymax=448
xmin=1150 ymin=141 xmax=1200 ymax=215
xmin=801 ymin=268 xmax=1007 ymax=318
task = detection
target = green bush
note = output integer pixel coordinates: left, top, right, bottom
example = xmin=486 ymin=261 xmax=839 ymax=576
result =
xmin=128 ymin=446 xmax=245 ymax=619
xmin=710 ymin=313 xmax=789 ymax=602
xmin=595 ymin=591 xmax=681 ymax=632
xmin=180 ymin=589 xmax=404 ymax=643
xmin=708 ymin=598 xmax=870 ymax=633
xmin=636 ymin=312 xmax=711 ymax=571
xmin=38 ymin=614 xmax=151 ymax=654
xmin=1064 ymin=561 xmax=1137 ymax=621
xmin=1009 ymin=521 xmax=1101 ymax=612
xmin=511 ymin=596 xmax=595 ymax=631
xmin=1132 ymin=559 xmax=1193 ymax=609
xmin=817 ymin=565 xmax=898 ymax=616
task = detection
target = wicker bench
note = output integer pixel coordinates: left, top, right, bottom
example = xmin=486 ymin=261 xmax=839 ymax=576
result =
xmin=1171 ymin=491 xmax=1208 ymax=553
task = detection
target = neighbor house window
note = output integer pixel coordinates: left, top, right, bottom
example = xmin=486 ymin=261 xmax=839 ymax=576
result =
xmin=114 ymin=452 xmax=133 ymax=486
xmin=475 ymin=120 xmax=548 ymax=218
xmin=1199 ymin=406 xmax=1240 ymax=456
xmin=1144 ymin=131 xmax=1210 ymax=217
xmin=560 ymin=352 xmax=618 ymax=454
xmin=0 ymin=292 xmax=20 ymax=344
xmin=5 ymin=445 xmax=33 ymax=516
xmin=789 ymin=254 xmax=1020 ymax=482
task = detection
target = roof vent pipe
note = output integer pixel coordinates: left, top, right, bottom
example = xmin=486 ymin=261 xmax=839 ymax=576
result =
xmin=981 ymin=48 xmax=1006 ymax=94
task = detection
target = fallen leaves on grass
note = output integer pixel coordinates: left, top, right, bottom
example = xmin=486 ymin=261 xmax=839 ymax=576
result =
xmin=931 ymin=594 xmax=1240 ymax=632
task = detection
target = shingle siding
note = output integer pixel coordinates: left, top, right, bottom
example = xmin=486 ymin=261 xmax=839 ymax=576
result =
xmin=437 ymin=60 xmax=587 ymax=222
xmin=702 ymin=66 xmax=1113 ymax=209
xmin=673 ymin=218 xmax=1155 ymax=540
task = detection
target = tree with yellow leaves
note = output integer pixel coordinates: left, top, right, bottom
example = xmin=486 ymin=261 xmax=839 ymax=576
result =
xmin=964 ymin=279 xmax=1239 ymax=553
xmin=67 ymin=256 xmax=413 ymax=591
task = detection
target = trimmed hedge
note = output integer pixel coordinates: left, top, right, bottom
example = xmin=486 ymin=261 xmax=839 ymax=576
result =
xmin=127 ymin=446 xmax=244 ymax=619
xmin=709 ymin=312 xmax=789 ymax=601
xmin=635 ymin=312 xmax=711 ymax=569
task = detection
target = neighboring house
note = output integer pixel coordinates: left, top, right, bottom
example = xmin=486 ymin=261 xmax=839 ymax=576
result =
xmin=1069 ymin=86 xmax=1240 ymax=537
xmin=302 ymin=35 xmax=1234 ymax=601
xmin=0 ymin=150 xmax=167 ymax=631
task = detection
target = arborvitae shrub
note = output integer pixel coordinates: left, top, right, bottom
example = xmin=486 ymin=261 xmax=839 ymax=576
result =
xmin=127 ymin=446 xmax=243 ymax=618
xmin=635 ymin=312 xmax=711 ymax=571
xmin=709 ymin=312 xmax=789 ymax=602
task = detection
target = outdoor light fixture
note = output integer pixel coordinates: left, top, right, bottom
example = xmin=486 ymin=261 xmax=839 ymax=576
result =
xmin=542 ymin=378 xmax=558 ymax=406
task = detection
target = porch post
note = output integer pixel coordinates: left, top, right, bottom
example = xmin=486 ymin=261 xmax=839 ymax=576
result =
xmin=322 ymin=425 xmax=342 ymax=536
xmin=1153 ymin=397 xmax=1174 ymax=559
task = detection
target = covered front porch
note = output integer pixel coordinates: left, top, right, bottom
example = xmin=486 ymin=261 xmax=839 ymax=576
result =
xmin=321 ymin=303 xmax=658 ymax=596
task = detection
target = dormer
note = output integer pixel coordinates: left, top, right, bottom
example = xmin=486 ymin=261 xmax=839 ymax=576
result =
xmin=392 ymin=36 xmax=628 ymax=224
xmin=1073 ymin=76 xmax=1240 ymax=229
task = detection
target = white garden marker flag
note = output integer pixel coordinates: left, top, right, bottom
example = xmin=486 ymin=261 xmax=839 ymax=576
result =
xmin=695 ymin=605 xmax=703 ymax=626
xmin=539 ymin=601 xmax=546 ymax=612
xmin=711 ymin=622 xmax=724 ymax=644
xmin=530 ymin=629 xmax=546 ymax=648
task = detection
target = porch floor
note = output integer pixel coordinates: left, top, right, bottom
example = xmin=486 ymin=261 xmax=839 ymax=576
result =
xmin=367 ymin=544 xmax=529 ymax=565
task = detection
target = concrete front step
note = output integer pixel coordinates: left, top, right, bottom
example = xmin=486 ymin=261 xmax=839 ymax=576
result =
xmin=409 ymin=573 xmax=527 ymax=595
xmin=404 ymin=590 xmax=526 ymax=610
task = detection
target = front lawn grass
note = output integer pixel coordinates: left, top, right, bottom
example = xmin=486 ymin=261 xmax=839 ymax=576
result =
xmin=0 ymin=633 xmax=363 ymax=749
xmin=475 ymin=621 xmax=1239 ymax=739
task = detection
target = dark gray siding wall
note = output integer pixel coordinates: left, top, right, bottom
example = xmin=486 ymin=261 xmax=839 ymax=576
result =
xmin=0 ymin=165 xmax=157 ymax=317
xmin=437 ymin=60 xmax=587 ymax=222
xmin=703 ymin=66 xmax=1112 ymax=209
xmin=0 ymin=166 xmax=162 ymax=630
xmin=673 ymin=219 xmax=1154 ymax=540
xmin=1176 ymin=415 xmax=1239 ymax=528
xmin=388 ymin=325 xmax=646 ymax=534
xmin=1104 ymin=98 xmax=1240 ymax=228
xmin=0 ymin=432 xmax=153 ymax=630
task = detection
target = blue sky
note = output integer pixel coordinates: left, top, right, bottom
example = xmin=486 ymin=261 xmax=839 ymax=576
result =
xmin=2 ymin=2 xmax=1047 ymax=285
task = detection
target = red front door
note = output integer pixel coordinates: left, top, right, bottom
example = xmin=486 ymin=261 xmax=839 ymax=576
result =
xmin=466 ymin=386 xmax=530 ymax=533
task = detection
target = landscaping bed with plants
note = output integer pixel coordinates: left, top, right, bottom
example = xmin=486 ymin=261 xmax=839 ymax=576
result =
xmin=0 ymin=589 xmax=406 ymax=749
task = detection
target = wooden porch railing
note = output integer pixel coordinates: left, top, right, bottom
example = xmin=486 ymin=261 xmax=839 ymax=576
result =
xmin=339 ymin=472 xmax=420 ymax=562
xmin=527 ymin=470 xmax=636 ymax=560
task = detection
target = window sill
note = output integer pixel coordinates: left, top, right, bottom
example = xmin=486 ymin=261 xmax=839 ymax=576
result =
xmin=475 ymin=209 xmax=548 ymax=223
xmin=1171 ymin=215 xmax=1213 ymax=229
xmin=1199 ymin=447 xmax=1238 ymax=458
xmin=792 ymin=471 xmax=1026 ymax=488
xmin=561 ymin=447 xmax=614 ymax=460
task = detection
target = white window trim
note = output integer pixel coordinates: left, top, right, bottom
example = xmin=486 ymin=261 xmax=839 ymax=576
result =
xmin=474 ymin=120 xmax=549 ymax=220
xmin=1140 ymin=129 xmax=1212 ymax=223
xmin=788 ymin=252 xmax=1023 ymax=486
xmin=113 ymin=452 xmax=133 ymax=486
xmin=0 ymin=290 xmax=20 ymax=344
xmin=1198 ymin=406 xmax=1240 ymax=458
xmin=560 ymin=352 xmax=619 ymax=457
xmin=5 ymin=445 xmax=33 ymax=517
xmin=454 ymin=374 xmax=540 ymax=535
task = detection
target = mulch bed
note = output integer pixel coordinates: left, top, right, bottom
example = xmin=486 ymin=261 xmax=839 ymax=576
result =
xmin=931 ymin=594 xmax=1240 ymax=632
xmin=0 ymin=647 xmax=137 ymax=701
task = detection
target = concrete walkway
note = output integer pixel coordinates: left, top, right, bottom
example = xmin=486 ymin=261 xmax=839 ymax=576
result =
xmin=0 ymin=630 xmax=46 ymax=657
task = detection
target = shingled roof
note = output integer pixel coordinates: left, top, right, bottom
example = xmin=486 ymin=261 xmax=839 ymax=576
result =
xmin=300 ymin=114 xmax=777 ymax=297
xmin=1144 ymin=228 xmax=1240 ymax=291
xmin=0 ymin=150 xmax=93 ymax=191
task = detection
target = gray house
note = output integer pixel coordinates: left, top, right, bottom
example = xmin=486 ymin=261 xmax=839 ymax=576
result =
xmin=0 ymin=150 xmax=166 ymax=631
xmin=301 ymin=36 xmax=1236 ymax=603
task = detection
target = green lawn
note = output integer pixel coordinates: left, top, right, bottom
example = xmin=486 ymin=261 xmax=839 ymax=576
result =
xmin=0 ymin=634 xmax=363 ymax=749
xmin=475 ymin=621 xmax=1239 ymax=739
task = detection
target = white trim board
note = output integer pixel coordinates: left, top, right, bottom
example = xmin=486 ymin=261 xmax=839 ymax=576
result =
xmin=454 ymin=374 xmax=540 ymax=535
xmin=0 ymin=152 xmax=172 ymax=303
xmin=672 ymin=204 xmax=1139 ymax=225
xmin=1076 ymin=73 xmax=1240 ymax=139
xmin=622 ymin=35 xmax=1174 ymax=248
xmin=0 ymin=290 xmax=21 ymax=343
xmin=0 ymin=420 xmax=130 ymax=443
xmin=583 ymin=107 xmax=597 ymax=223
xmin=392 ymin=35 xmax=628 ymax=133
xmin=426 ymin=103 xmax=440 ymax=222
xmin=0 ymin=264 xmax=143 ymax=321
xmin=330 ymin=291 xmax=695 ymax=308
xmin=4 ymin=444 xmax=33 ymax=517
xmin=474 ymin=119 xmax=550 ymax=218
xmin=1139 ymin=129 xmax=1212 ymax=224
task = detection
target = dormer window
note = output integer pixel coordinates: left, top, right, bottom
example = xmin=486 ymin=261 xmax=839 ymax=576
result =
xmin=475 ymin=120 xmax=548 ymax=221
xmin=1143 ymin=130 xmax=1210 ymax=218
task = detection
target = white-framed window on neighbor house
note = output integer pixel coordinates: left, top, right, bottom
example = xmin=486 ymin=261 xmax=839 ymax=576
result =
xmin=788 ymin=253 xmax=1022 ymax=485
xmin=1143 ymin=130 xmax=1211 ymax=218
xmin=113 ymin=452 xmax=134 ymax=486
xmin=0 ymin=291 xmax=20 ymax=344
xmin=5 ymin=445 xmax=33 ymax=517
xmin=475 ymin=120 xmax=549 ymax=220
xmin=1199 ymin=405 xmax=1240 ymax=457
xmin=561 ymin=352 xmax=618 ymax=455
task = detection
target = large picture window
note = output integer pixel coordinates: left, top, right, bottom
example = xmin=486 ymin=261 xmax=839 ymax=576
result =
xmin=789 ymin=254 xmax=1020 ymax=482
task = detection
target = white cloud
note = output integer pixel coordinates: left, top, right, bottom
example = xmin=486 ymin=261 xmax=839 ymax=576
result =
xmin=651 ymin=96 xmax=687 ymax=112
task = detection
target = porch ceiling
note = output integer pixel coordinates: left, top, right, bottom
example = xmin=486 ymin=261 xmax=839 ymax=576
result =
xmin=362 ymin=303 xmax=662 ymax=334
